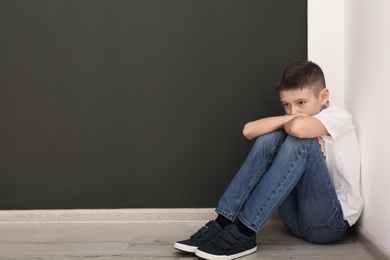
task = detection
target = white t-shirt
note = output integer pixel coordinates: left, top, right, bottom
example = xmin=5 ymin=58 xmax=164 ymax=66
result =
xmin=314 ymin=105 xmax=363 ymax=226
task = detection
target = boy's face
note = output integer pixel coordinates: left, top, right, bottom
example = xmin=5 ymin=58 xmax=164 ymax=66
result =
xmin=279 ymin=87 xmax=329 ymax=116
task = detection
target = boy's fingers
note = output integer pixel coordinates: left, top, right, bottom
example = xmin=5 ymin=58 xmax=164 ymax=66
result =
xmin=317 ymin=137 xmax=326 ymax=157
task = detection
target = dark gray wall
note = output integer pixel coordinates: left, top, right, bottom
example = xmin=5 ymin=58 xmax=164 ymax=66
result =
xmin=0 ymin=0 xmax=307 ymax=209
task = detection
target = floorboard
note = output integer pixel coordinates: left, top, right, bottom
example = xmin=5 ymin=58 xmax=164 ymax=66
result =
xmin=0 ymin=218 xmax=373 ymax=259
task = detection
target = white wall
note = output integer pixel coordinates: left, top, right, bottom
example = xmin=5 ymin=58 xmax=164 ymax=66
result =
xmin=308 ymin=0 xmax=344 ymax=107
xmin=345 ymin=0 xmax=390 ymax=253
xmin=309 ymin=0 xmax=390 ymax=253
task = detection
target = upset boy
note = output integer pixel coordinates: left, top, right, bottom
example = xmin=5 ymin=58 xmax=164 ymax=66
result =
xmin=174 ymin=61 xmax=363 ymax=260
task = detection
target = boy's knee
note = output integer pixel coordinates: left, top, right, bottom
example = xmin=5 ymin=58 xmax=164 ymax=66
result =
xmin=256 ymin=129 xmax=286 ymax=142
xmin=286 ymin=135 xmax=316 ymax=144
xmin=253 ymin=130 xmax=287 ymax=148
xmin=283 ymin=135 xmax=318 ymax=151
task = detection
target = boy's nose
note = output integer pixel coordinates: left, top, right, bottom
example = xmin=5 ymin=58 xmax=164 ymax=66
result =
xmin=291 ymin=106 xmax=302 ymax=115
xmin=291 ymin=106 xmax=298 ymax=115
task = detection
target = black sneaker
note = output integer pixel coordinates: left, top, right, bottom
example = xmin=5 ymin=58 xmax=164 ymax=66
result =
xmin=195 ymin=224 xmax=257 ymax=260
xmin=174 ymin=220 xmax=222 ymax=253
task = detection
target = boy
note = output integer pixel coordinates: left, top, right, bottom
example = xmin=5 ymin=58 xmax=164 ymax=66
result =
xmin=174 ymin=61 xmax=363 ymax=260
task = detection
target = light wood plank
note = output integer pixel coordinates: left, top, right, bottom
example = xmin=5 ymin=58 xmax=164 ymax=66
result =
xmin=0 ymin=219 xmax=373 ymax=259
xmin=0 ymin=209 xmax=381 ymax=259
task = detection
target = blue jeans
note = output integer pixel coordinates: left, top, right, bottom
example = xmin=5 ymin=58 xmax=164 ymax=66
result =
xmin=216 ymin=130 xmax=349 ymax=244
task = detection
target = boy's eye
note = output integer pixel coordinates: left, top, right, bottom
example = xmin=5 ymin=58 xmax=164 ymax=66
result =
xmin=283 ymin=103 xmax=290 ymax=107
xmin=298 ymin=101 xmax=306 ymax=105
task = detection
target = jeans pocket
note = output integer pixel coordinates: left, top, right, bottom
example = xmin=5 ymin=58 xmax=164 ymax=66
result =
xmin=304 ymin=221 xmax=348 ymax=244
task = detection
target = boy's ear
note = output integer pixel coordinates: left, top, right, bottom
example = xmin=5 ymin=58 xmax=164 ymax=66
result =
xmin=320 ymin=88 xmax=330 ymax=105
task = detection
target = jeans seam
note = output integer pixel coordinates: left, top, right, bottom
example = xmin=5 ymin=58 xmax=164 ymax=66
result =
xmin=304 ymin=222 xmax=348 ymax=243
xmin=240 ymin=144 xmax=278 ymax=201
xmin=252 ymin=144 xmax=307 ymax=230
xmin=316 ymin=145 xmax=339 ymax=214
xmin=218 ymin=139 xmax=281 ymax=222
xmin=227 ymin=153 xmax=274 ymax=220
xmin=238 ymin=214 xmax=258 ymax=232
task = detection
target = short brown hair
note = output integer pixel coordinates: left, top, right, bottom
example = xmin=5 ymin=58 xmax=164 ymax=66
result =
xmin=276 ymin=61 xmax=326 ymax=95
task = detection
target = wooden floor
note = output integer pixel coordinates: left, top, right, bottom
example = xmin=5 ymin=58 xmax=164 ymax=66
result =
xmin=0 ymin=218 xmax=373 ymax=259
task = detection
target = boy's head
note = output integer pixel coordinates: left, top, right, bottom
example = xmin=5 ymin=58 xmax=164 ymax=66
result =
xmin=277 ymin=61 xmax=329 ymax=116
xmin=277 ymin=60 xmax=326 ymax=95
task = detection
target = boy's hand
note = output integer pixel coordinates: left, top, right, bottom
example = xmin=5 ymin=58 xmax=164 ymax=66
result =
xmin=317 ymin=136 xmax=326 ymax=158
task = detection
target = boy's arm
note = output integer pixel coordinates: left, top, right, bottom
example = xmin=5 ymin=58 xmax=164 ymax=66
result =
xmin=243 ymin=114 xmax=329 ymax=140
xmin=283 ymin=116 xmax=329 ymax=139
xmin=243 ymin=114 xmax=302 ymax=140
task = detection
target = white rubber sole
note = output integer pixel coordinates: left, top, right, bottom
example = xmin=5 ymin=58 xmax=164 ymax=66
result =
xmin=195 ymin=246 xmax=257 ymax=260
xmin=174 ymin=242 xmax=197 ymax=253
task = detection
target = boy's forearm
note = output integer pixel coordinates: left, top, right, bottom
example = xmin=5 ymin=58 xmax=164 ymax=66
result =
xmin=283 ymin=116 xmax=328 ymax=138
xmin=243 ymin=115 xmax=297 ymax=140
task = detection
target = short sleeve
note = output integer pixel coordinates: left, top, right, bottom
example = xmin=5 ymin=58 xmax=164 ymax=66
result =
xmin=313 ymin=106 xmax=351 ymax=143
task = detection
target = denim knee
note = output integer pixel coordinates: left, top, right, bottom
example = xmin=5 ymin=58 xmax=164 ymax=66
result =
xmin=282 ymin=135 xmax=318 ymax=153
xmin=254 ymin=130 xmax=287 ymax=148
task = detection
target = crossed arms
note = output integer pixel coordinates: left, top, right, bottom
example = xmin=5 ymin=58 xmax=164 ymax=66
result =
xmin=243 ymin=115 xmax=329 ymax=156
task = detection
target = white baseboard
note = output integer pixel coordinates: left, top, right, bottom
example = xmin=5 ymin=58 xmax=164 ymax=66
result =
xmin=354 ymin=223 xmax=390 ymax=260
xmin=0 ymin=208 xmax=216 ymax=224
